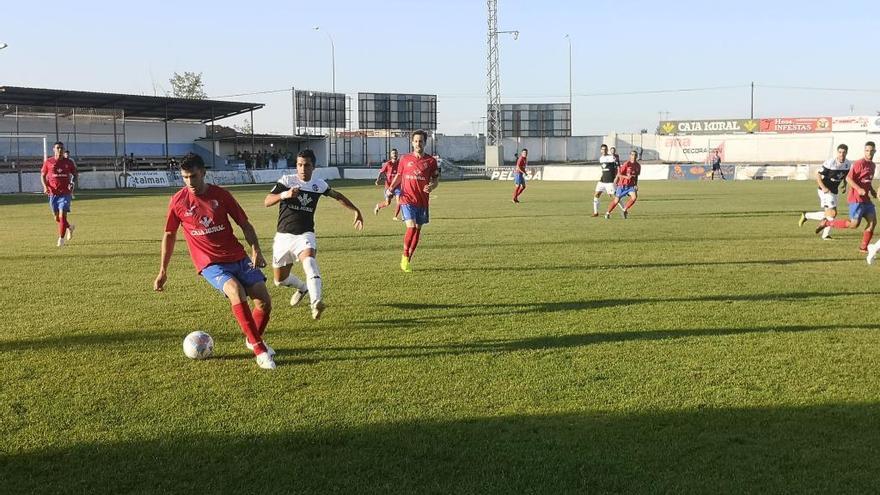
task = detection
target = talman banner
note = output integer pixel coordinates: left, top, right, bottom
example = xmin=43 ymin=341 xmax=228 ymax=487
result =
xmin=488 ymin=167 xmax=544 ymax=181
xmin=759 ymin=117 xmax=831 ymax=133
xmin=658 ymin=119 xmax=760 ymax=135
xmin=121 ymin=171 xmax=170 ymax=188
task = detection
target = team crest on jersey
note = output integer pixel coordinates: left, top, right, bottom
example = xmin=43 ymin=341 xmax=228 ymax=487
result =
xmin=312 ymin=184 xmax=319 ymax=192
xmin=184 ymin=205 xmax=197 ymax=217
xmin=199 ymin=216 xmax=213 ymax=228
xmin=297 ymin=193 xmax=313 ymax=206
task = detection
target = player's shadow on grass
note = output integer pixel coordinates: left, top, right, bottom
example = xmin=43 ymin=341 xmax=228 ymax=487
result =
xmin=0 ymin=330 xmax=178 ymax=353
xmin=302 ymin=323 xmax=879 ymax=363
xmin=4 ymin=404 xmax=879 ymax=493
xmin=366 ymin=290 xmax=880 ymax=325
xmin=419 ymin=256 xmax=853 ymax=273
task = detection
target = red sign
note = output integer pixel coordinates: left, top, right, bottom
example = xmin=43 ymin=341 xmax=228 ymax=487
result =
xmin=759 ymin=117 xmax=832 ymax=133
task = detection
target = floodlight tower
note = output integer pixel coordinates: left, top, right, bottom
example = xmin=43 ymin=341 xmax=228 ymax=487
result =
xmin=487 ymin=0 xmax=501 ymax=148
xmin=485 ymin=0 xmax=517 ymax=167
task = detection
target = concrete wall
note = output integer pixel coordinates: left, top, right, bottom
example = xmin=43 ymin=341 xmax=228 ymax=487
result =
xmin=613 ymin=131 xmax=876 ymax=164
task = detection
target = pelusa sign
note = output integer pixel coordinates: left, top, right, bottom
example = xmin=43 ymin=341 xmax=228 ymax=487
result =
xmin=488 ymin=167 xmax=543 ymax=180
xmin=658 ymin=119 xmax=759 ymax=135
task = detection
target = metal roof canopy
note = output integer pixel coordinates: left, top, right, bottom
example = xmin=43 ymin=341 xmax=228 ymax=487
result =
xmin=0 ymin=86 xmax=263 ymax=122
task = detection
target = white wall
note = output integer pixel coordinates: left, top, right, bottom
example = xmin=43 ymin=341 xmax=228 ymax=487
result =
xmin=614 ymin=131 xmax=875 ymax=164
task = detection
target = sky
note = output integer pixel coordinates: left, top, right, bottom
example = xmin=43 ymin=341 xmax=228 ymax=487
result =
xmin=2 ymin=0 xmax=879 ymax=136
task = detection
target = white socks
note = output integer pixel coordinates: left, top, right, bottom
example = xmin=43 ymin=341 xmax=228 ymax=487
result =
xmin=302 ymin=256 xmax=323 ymax=305
xmin=593 ymin=198 xmax=599 ymax=214
xmin=804 ymin=211 xmax=825 ymax=221
xmin=274 ymin=273 xmax=306 ymax=292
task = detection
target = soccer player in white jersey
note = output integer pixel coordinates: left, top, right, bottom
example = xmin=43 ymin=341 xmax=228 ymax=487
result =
xmin=798 ymin=144 xmax=851 ymax=239
xmin=592 ymin=144 xmax=618 ymax=217
xmin=264 ymin=149 xmax=363 ymax=319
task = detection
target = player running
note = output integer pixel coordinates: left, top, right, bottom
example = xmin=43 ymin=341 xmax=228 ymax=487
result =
xmin=798 ymin=144 xmax=850 ymax=239
xmin=818 ymin=141 xmax=876 ymax=253
xmin=373 ymin=149 xmax=401 ymax=220
xmin=605 ymin=150 xmax=641 ymax=219
xmin=387 ymin=129 xmax=440 ymax=273
xmin=154 ymin=153 xmax=276 ymax=370
xmin=40 ymin=141 xmax=78 ymax=247
xmin=264 ymin=149 xmax=363 ymax=319
xmin=593 ymin=144 xmax=617 ymax=216
xmin=512 ymin=148 xmax=528 ymax=203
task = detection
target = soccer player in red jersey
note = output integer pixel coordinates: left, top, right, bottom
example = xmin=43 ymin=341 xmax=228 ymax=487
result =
xmin=40 ymin=141 xmax=78 ymax=247
xmin=512 ymin=148 xmax=528 ymax=203
xmin=153 ymin=153 xmax=276 ymax=370
xmin=605 ymin=150 xmax=640 ymax=219
xmin=373 ymin=148 xmax=401 ymax=219
xmin=387 ymin=130 xmax=440 ymax=273
xmin=820 ymin=142 xmax=877 ymax=254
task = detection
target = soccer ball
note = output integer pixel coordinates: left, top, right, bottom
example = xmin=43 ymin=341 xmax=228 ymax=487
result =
xmin=183 ymin=331 xmax=214 ymax=360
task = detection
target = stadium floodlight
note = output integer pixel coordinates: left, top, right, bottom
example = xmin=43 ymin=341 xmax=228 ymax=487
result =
xmin=312 ymin=26 xmax=336 ymax=94
xmin=0 ymin=42 xmax=8 ymax=50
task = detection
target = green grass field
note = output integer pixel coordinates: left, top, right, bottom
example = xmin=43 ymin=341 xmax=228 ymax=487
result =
xmin=2 ymin=179 xmax=879 ymax=494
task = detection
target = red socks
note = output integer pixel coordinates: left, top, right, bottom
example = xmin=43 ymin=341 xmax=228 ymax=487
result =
xmin=403 ymin=227 xmax=422 ymax=259
xmin=828 ymin=219 xmax=849 ymax=229
xmin=58 ymin=217 xmax=69 ymax=237
xmin=252 ymin=308 xmax=269 ymax=338
xmin=513 ymin=185 xmax=525 ymax=201
xmin=403 ymin=227 xmax=415 ymax=257
xmin=410 ymin=229 xmax=421 ymax=258
xmin=861 ymin=231 xmax=874 ymax=251
xmin=624 ymin=197 xmax=637 ymax=210
xmin=231 ymin=302 xmax=267 ymax=355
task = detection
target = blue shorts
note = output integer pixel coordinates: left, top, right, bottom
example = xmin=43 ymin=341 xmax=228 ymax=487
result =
xmin=385 ymin=187 xmax=402 ymax=197
xmin=849 ymin=202 xmax=876 ymax=221
xmin=48 ymin=194 xmax=72 ymax=213
xmin=201 ymin=257 xmax=266 ymax=294
xmin=615 ymin=185 xmax=637 ymax=198
xmin=513 ymin=173 xmax=526 ymax=186
xmin=401 ymin=204 xmax=429 ymax=225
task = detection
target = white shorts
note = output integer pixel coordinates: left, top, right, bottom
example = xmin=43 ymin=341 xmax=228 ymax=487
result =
xmin=272 ymin=232 xmax=317 ymax=268
xmin=595 ymin=182 xmax=615 ymax=195
xmin=817 ymin=189 xmax=838 ymax=210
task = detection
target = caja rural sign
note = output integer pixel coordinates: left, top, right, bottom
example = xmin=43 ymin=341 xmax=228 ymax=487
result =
xmin=658 ymin=119 xmax=759 ymax=135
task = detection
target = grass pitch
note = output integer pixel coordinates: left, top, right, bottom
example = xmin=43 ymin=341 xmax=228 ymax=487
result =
xmin=1 ymin=179 xmax=879 ymax=494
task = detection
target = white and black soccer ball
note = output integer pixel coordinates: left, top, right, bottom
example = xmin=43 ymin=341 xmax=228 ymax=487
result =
xmin=183 ymin=331 xmax=214 ymax=360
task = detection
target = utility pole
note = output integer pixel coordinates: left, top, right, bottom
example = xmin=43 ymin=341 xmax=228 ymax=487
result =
xmin=750 ymin=81 xmax=754 ymax=119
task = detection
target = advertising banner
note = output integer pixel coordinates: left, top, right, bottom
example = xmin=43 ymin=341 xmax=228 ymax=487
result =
xmin=868 ymin=116 xmax=880 ymax=133
xmin=668 ymin=163 xmax=736 ymax=180
xmin=658 ymin=119 xmax=759 ymax=135
xmin=487 ymin=167 xmax=544 ymax=181
xmin=121 ymin=171 xmax=170 ymax=188
xmin=832 ymin=116 xmax=871 ymax=132
xmin=759 ymin=117 xmax=831 ymax=133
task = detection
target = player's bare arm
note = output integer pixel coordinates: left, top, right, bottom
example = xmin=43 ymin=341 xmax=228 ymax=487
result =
xmin=388 ymin=172 xmax=402 ymax=192
xmin=154 ymin=230 xmax=177 ymax=291
xmin=40 ymin=173 xmax=49 ymax=194
xmin=846 ymin=174 xmax=865 ymax=196
xmin=423 ymin=173 xmax=440 ymax=193
xmin=264 ymin=186 xmax=300 ymax=207
xmin=239 ymin=221 xmax=267 ymax=268
xmin=327 ymin=189 xmax=364 ymax=230
xmin=815 ymin=171 xmax=829 ymax=192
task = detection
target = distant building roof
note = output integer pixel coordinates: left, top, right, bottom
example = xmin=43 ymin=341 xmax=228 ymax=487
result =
xmin=0 ymin=86 xmax=263 ymax=122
